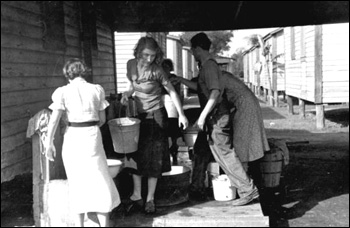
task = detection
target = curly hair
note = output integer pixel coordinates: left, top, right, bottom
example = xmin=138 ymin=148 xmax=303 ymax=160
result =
xmin=63 ymin=58 xmax=90 ymax=80
xmin=133 ymin=36 xmax=164 ymax=65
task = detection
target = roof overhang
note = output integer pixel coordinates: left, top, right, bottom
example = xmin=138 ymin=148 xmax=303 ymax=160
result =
xmin=92 ymin=1 xmax=349 ymax=32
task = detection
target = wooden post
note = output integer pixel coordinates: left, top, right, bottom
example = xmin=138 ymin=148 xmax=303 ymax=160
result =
xmin=274 ymin=90 xmax=279 ymax=107
xmin=286 ymin=95 xmax=294 ymax=114
xmin=316 ymin=104 xmax=325 ymax=129
xmin=299 ymin=99 xmax=305 ymax=118
xmin=268 ymin=88 xmax=273 ymax=106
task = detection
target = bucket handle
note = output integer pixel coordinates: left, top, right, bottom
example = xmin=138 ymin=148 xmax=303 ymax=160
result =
xmin=118 ymin=101 xmax=131 ymax=119
xmin=117 ymin=101 xmax=133 ymax=154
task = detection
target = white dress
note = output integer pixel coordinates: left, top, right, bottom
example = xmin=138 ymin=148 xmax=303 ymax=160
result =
xmin=49 ymin=77 xmax=120 ymax=213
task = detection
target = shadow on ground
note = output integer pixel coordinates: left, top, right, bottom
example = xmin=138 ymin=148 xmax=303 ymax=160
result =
xmin=262 ymin=128 xmax=349 ymax=227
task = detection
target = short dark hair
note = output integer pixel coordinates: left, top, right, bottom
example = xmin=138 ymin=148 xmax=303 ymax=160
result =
xmin=190 ymin=32 xmax=211 ymax=51
xmin=162 ymin=58 xmax=174 ymax=71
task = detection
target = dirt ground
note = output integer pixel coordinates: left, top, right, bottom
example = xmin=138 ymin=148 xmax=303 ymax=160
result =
xmin=1 ymin=99 xmax=349 ymax=227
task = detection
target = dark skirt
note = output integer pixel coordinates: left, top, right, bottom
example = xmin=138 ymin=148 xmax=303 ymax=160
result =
xmin=167 ymin=118 xmax=182 ymax=139
xmin=127 ymin=107 xmax=171 ymax=178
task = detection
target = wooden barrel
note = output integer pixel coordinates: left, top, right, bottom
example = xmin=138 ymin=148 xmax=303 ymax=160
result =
xmin=260 ymin=147 xmax=283 ymax=188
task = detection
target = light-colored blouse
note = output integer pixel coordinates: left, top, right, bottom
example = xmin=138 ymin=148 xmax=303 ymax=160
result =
xmin=126 ymin=59 xmax=170 ymax=113
xmin=49 ymin=77 xmax=109 ymax=122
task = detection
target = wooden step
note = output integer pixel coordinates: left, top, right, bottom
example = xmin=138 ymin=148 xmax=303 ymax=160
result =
xmin=112 ymin=200 xmax=269 ymax=227
xmin=153 ymin=200 xmax=269 ymax=227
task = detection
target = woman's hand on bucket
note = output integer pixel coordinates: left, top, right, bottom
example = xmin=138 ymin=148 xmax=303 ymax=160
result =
xmin=120 ymin=92 xmax=129 ymax=105
xmin=179 ymin=114 xmax=189 ymax=130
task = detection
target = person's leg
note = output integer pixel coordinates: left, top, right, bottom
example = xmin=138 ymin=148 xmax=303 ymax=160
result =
xmin=170 ymin=136 xmax=179 ymax=165
xmin=190 ymin=131 xmax=213 ymax=199
xmin=124 ymin=174 xmax=143 ymax=214
xmin=74 ymin=213 xmax=85 ymax=227
xmin=96 ymin=212 xmax=109 ymax=227
xmin=208 ymin=113 xmax=256 ymax=199
xmin=144 ymin=177 xmax=158 ymax=213
xmin=130 ymin=174 xmax=142 ymax=200
xmin=146 ymin=177 xmax=158 ymax=202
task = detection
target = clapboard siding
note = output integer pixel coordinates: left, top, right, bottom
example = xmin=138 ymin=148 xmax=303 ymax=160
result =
xmin=285 ymin=23 xmax=349 ymax=103
xmin=285 ymin=26 xmax=310 ymax=100
xmin=114 ymin=32 xmax=144 ymax=93
xmin=1 ymin=1 xmax=116 ymax=182
xmin=322 ymin=23 xmax=349 ymax=103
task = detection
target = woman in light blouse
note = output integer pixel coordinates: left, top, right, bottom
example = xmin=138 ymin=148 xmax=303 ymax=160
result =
xmin=45 ymin=58 xmax=120 ymax=227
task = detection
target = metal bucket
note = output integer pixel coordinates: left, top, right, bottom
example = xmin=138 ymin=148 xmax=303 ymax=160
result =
xmin=183 ymin=126 xmax=200 ymax=147
xmin=108 ymin=117 xmax=141 ymax=153
xmin=155 ymin=166 xmax=191 ymax=206
xmin=106 ymin=159 xmax=123 ymax=178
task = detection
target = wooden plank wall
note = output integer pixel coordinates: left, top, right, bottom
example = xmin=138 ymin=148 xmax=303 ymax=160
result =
xmin=285 ymin=23 xmax=349 ymax=104
xmin=243 ymin=54 xmax=249 ymax=84
xmin=92 ymin=20 xmax=117 ymax=96
xmin=114 ymin=32 xmax=143 ymax=93
xmin=285 ymin=26 xmax=305 ymax=99
xmin=321 ymin=23 xmax=349 ymax=103
xmin=1 ymin=1 xmax=116 ymax=182
xmin=262 ymin=39 xmax=272 ymax=90
xmin=275 ymin=31 xmax=285 ymax=91
xmin=248 ymin=50 xmax=255 ymax=85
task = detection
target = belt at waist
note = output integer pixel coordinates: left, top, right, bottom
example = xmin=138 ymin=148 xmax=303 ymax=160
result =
xmin=68 ymin=121 xmax=99 ymax=127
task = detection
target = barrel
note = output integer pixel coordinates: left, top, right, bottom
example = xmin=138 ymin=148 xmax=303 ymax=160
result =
xmin=107 ymin=117 xmax=141 ymax=153
xmin=260 ymin=147 xmax=283 ymax=188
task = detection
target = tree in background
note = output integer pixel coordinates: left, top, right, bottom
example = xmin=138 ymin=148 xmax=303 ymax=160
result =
xmin=180 ymin=31 xmax=233 ymax=55
xmin=232 ymin=47 xmax=245 ymax=78
xmin=230 ymin=34 xmax=266 ymax=79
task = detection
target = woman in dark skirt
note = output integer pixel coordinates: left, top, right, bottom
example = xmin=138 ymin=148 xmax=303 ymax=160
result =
xmin=121 ymin=36 xmax=188 ymax=214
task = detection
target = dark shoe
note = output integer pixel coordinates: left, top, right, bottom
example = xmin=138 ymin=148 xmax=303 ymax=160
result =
xmin=231 ymin=188 xmax=259 ymax=206
xmin=124 ymin=198 xmax=143 ymax=214
xmin=144 ymin=200 xmax=156 ymax=214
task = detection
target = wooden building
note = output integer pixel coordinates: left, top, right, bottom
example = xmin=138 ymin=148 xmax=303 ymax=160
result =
xmin=284 ymin=23 xmax=349 ymax=128
xmin=114 ymin=32 xmax=167 ymax=93
xmin=261 ymin=28 xmax=285 ymax=107
xmin=166 ymin=34 xmax=183 ymax=77
xmin=2 ymin=0 xmax=348 ymax=183
xmin=1 ymin=1 xmax=116 ymax=182
xmin=243 ymin=28 xmax=285 ymax=107
xmin=1 ymin=1 xmax=348 ymax=226
xmin=243 ymin=45 xmax=261 ymax=93
xmin=182 ymin=46 xmax=198 ymax=97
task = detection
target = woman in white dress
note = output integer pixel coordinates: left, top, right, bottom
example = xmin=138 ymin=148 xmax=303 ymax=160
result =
xmin=45 ymin=58 xmax=120 ymax=227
